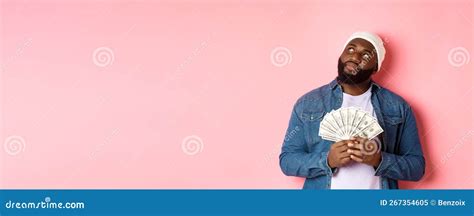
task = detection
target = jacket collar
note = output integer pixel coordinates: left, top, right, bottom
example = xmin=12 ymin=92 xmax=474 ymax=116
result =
xmin=329 ymin=78 xmax=381 ymax=92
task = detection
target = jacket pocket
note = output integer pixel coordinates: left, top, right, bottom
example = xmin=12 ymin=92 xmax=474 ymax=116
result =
xmin=301 ymin=111 xmax=325 ymax=122
xmin=383 ymin=115 xmax=403 ymax=153
xmin=301 ymin=111 xmax=325 ymax=151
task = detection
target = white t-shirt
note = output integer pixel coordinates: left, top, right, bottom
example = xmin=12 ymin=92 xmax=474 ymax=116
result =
xmin=330 ymin=85 xmax=381 ymax=189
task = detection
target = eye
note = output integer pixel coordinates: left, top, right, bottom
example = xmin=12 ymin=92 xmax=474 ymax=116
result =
xmin=347 ymin=47 xmax=354 ymax=53
xmin=362 ymin=53 xmax=371 ymax=60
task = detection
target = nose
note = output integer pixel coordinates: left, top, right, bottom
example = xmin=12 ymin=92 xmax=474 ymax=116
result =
xmin=347 ymin=53 xmax=362 ymax=64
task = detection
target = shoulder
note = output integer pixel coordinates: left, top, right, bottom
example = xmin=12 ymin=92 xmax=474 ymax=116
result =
xmin=375 ymin=85 xmax=411 ymax=109
xmin=374 ymin=84 xmax=415 ymax=121
xmin=297 ymin=83 xmax=331 ymax=103
xmin=293 ymin=82 xmax=332 ymax=114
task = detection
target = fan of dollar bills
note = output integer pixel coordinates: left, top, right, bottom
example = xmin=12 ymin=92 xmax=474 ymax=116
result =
xmin=318 ymin=107 xmax=383 ymax=142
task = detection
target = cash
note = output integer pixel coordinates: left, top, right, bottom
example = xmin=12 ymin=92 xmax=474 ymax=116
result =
xmin=318 ymin=107 xmax=383 ymax=142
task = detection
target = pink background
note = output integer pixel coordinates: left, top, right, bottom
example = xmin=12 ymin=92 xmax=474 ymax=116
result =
xmin=1 ymin=0 xmax=472 ymax=189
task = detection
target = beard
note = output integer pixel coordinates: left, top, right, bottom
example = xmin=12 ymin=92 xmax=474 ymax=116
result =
xmin=337 ymin=58 xmax=376 ymax=84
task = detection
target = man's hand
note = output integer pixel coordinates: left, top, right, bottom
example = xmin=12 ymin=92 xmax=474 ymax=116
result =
xmin=327 ymin=140 xmax=354 ymax=168
xmin=347 ymin=136 xmax=382 ymax=167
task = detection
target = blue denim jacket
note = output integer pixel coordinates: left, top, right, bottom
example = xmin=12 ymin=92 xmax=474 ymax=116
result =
xmin=279 ymin=79 xmax=425 ymax=189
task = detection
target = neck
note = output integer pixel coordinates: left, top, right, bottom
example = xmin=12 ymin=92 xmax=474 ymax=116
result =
xmin=340 ymin=79 xmax=372 ymax=96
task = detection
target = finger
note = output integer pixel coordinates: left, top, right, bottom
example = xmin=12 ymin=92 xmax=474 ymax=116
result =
xmin=338 ymin=151 xmax=351 ymax=158
xmin=340 ymin=157 xmax=351 ymax=165
xmin=350 ymin=154 xmax=364 ymax=162
xmin=355 ymin=136 xmax=369 ymax=144
xmin=336 ymin=144 xmax=350 ymax=153
xmin=348 ymin=143 xmax=363 ymax=150
xmin=350 ymin=136 xmax=365 ymax=142
xmin=334 ymin=140 xmax=350 ymax=147
xmin=336 ymin=140 xmax=356 ymax=149
xmin=350 ymin=140 xmax=379 ymax=156
xmin=347 ymin=149 xmax=364 ymax=157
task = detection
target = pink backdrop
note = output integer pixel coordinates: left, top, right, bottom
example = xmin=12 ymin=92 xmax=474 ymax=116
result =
xmin=1 ymin=0 xmax=472 ymax=189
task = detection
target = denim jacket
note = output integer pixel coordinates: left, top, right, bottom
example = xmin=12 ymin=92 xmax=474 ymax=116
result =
xmin=279 ymin=79 xmax=425 ymax=189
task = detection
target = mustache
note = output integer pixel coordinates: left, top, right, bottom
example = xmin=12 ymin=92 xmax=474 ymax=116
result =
xmin=344 ymin=60 xmax=365 ymax=70
xmin=337 ymin=58 xmax=375 ymax=84
xmin=344 ymin=60 xmax=358 ymax=65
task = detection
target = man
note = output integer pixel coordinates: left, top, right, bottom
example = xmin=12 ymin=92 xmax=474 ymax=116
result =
xmin=279 ymin=32 xmax=425 ymax=189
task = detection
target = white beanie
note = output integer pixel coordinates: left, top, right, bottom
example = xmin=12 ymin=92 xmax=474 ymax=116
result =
xmin=343 ymin=32 xmax=386 ymax=71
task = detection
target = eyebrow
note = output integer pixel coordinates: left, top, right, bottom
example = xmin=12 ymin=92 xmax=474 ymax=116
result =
xmin=347 ymin=43 xmax=372 ymax=54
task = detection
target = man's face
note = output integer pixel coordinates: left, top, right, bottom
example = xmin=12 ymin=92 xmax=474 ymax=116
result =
xmin=337 ymin=38 xmax=378 ymax=84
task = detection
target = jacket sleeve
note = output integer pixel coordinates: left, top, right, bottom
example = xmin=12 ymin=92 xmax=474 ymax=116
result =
xmin=375 ymin=106 xmax=426 ymax=181
xmin=279 ymin=103 xmax=333 ymax=178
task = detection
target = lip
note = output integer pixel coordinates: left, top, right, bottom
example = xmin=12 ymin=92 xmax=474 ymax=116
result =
xmin=344 ymin=62 xmax=358 ymax=72
xmin=345 ymin=61 xmax=358 ymax=67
